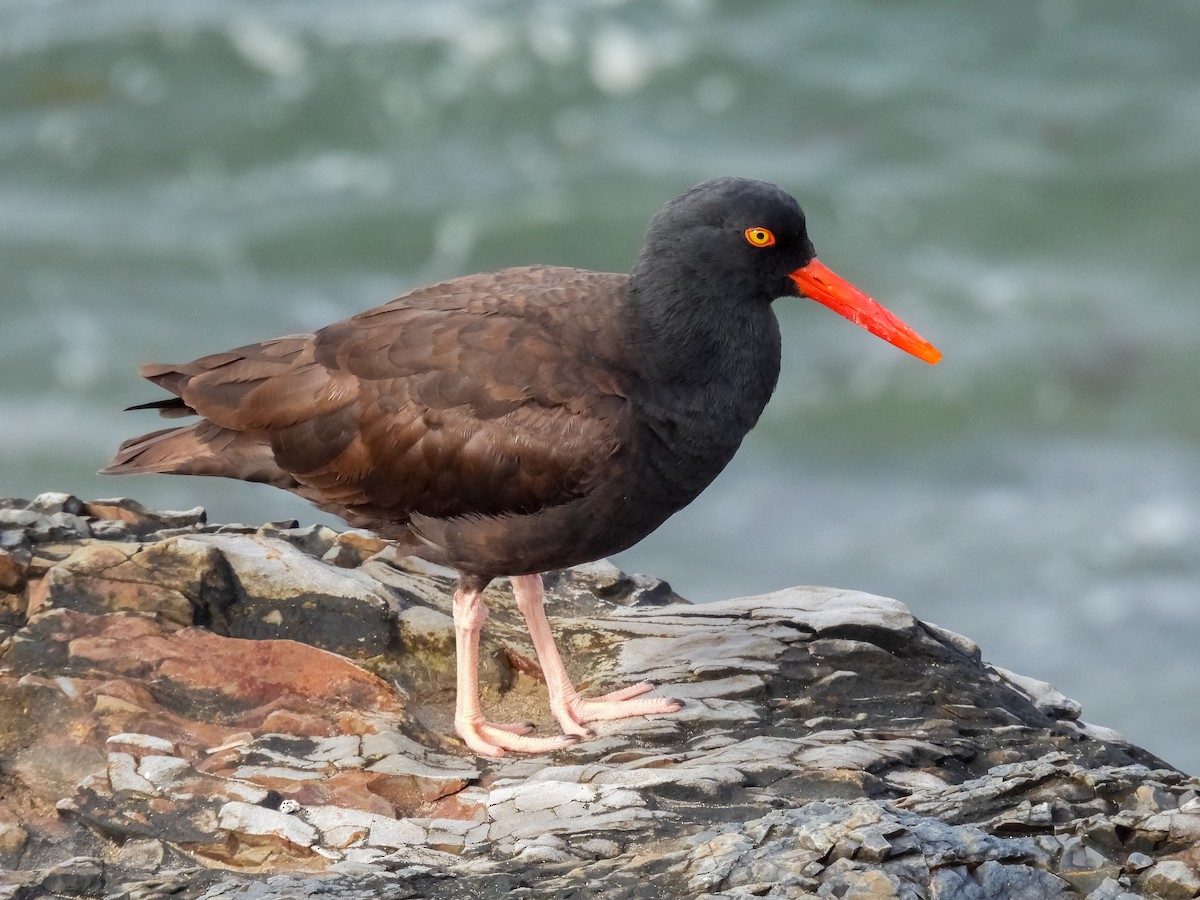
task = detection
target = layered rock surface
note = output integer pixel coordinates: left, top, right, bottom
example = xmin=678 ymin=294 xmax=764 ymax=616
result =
xmin=1 ymin=493 xmax=1197 ymax=899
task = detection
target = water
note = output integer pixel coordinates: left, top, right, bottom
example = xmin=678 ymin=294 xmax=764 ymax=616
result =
xmin=2 ymin=0 xmax=1198 ymax=771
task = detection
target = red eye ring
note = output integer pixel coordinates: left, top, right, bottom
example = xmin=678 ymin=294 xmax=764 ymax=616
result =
xmin=744 ymin=227 xmax=776 ymax=248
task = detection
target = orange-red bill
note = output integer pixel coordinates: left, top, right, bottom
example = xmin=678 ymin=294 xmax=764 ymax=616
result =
xmin=789 ymin=259 xmax=941 ymax=365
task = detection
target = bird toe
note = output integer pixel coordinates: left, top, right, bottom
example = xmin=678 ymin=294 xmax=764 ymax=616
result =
xmin=456 ymin=718 xmax=579 ymax=757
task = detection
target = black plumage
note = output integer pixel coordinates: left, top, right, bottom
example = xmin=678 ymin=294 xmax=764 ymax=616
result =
xmin=104 ymin=177 xmax=939 ymax=756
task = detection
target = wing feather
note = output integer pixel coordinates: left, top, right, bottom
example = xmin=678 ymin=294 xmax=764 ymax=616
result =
xmin=136 ymin=266 xmax=635 ymax=527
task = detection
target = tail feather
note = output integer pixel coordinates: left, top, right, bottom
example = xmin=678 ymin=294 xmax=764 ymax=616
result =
xmin=101 ymin=420 xmax=297 ymax=489
xmin=137 ymin=360 xmax=213 ymax=397
xmin=124 ymin=397 xmax=195 ymax=419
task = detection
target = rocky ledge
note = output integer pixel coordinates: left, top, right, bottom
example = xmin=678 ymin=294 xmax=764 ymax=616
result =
xmin=1 ymin=493 xmax=1198 ymax=899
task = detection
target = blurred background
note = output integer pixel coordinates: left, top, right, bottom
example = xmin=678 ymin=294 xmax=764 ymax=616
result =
xmin=2 ymin=1 xmax=1198 ymax=771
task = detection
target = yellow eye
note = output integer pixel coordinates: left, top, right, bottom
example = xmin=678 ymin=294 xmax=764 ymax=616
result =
xmin=744 ymin=227 xmax=776 ymax=248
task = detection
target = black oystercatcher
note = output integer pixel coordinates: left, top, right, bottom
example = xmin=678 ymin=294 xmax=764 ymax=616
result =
xmin=103 ymin=177 xmax=940 ymax=757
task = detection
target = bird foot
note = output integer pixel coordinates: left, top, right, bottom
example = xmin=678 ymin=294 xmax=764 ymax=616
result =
xmin=455 ymin=717 xmax=579 ymax=758
xmin=552 ymin=681 xmax=684 ymax=735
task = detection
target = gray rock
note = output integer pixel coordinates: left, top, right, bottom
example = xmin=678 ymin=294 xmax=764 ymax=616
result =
xmin=190 ymin=532 xmax=396 ymax=656
xmin=0 ymin=508 xmax=48 ymax=527
xmin=0 ymin=495 xmax=1197 ymax=900
xmin=1142 ymin=859 xmax=1200 ymax=898
xmin=29 ymin=492 xmax=86 ymax=516
xmin=217 ymin=801 xmax=319 ymax=849
xmin=106 ymin=732 xmax=178 ymax=754
xmin=107 ymin=751 xmax=157 ymax=796
xmin=34 ymin=857 xmax=105 ymax=896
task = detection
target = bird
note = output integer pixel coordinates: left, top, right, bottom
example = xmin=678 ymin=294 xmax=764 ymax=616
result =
xmin=102 ymin=177 xmax=940 ymax=757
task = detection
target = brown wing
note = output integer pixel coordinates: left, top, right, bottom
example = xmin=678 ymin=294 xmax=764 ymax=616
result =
xmin=137 ymin=266 xmax=636 ymax=529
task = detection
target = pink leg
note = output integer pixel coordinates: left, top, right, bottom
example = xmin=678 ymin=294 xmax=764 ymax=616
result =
xmin=452 ymin=580 xmax=578 ymax=757
xmin=511 ymin=574 xmax=682 ymax=738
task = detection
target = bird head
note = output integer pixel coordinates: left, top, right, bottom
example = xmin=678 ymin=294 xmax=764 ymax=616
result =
xmin=635 ymin=177 xmax=940 ymax=365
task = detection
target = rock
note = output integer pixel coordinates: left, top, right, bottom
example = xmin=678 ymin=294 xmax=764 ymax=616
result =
xmin=81 ymin=497 xmax=207 ymax=536
xmin=0 ymin=806 xmax=28 ymax=870
xmin=257 ymin=522 xmax=342 ymax=559
xmin=0 ymin=548 xmax=27 ymax=591
xmin=188 ymin=533 xmax=396 ymax=657
xmin=0 ymin=506 xmax=90 ymax=544
xmin=217 ymin=801 xmax=319 ymax=849
xmin=28 ymin=493 xmax=87 ymax=516
xmin=106 ymin=731 xmax=177 ymax=755
xmin=0 ymin=551 xmax=26 ymax=631
xmin=107 ymin=751 xmax=157 ymax=796
xmin=1142 ymin=859 xmax=1200 ymax=899
xmin=321 ymin=530 xmax=389 ymax=568
xmin=111 ymin=836 xmax=167 ymax=870
xmin=1 ymin=495 xmax=1198 ymax=899
xmin=994 ymin=665 xmax=1085 ymax=721
xmin=17 ymin=857 xmax=106 ymax=896
xmin=24 ymin=538 xmax=228 ymax=626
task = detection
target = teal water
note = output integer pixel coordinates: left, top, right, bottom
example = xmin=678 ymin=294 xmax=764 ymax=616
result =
xmin=3 ymin=1 xmax=1198 ymax=770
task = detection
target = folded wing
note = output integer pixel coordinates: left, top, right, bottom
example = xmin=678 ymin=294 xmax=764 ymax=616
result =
xmin=105 ymin=267 xmax=635 ymax=532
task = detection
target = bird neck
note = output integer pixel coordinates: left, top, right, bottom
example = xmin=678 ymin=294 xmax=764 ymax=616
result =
xmin=622 ymin=271 xmax=781 ymax=508
xmin=627 ymin=267 xmax=782 ymax=394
